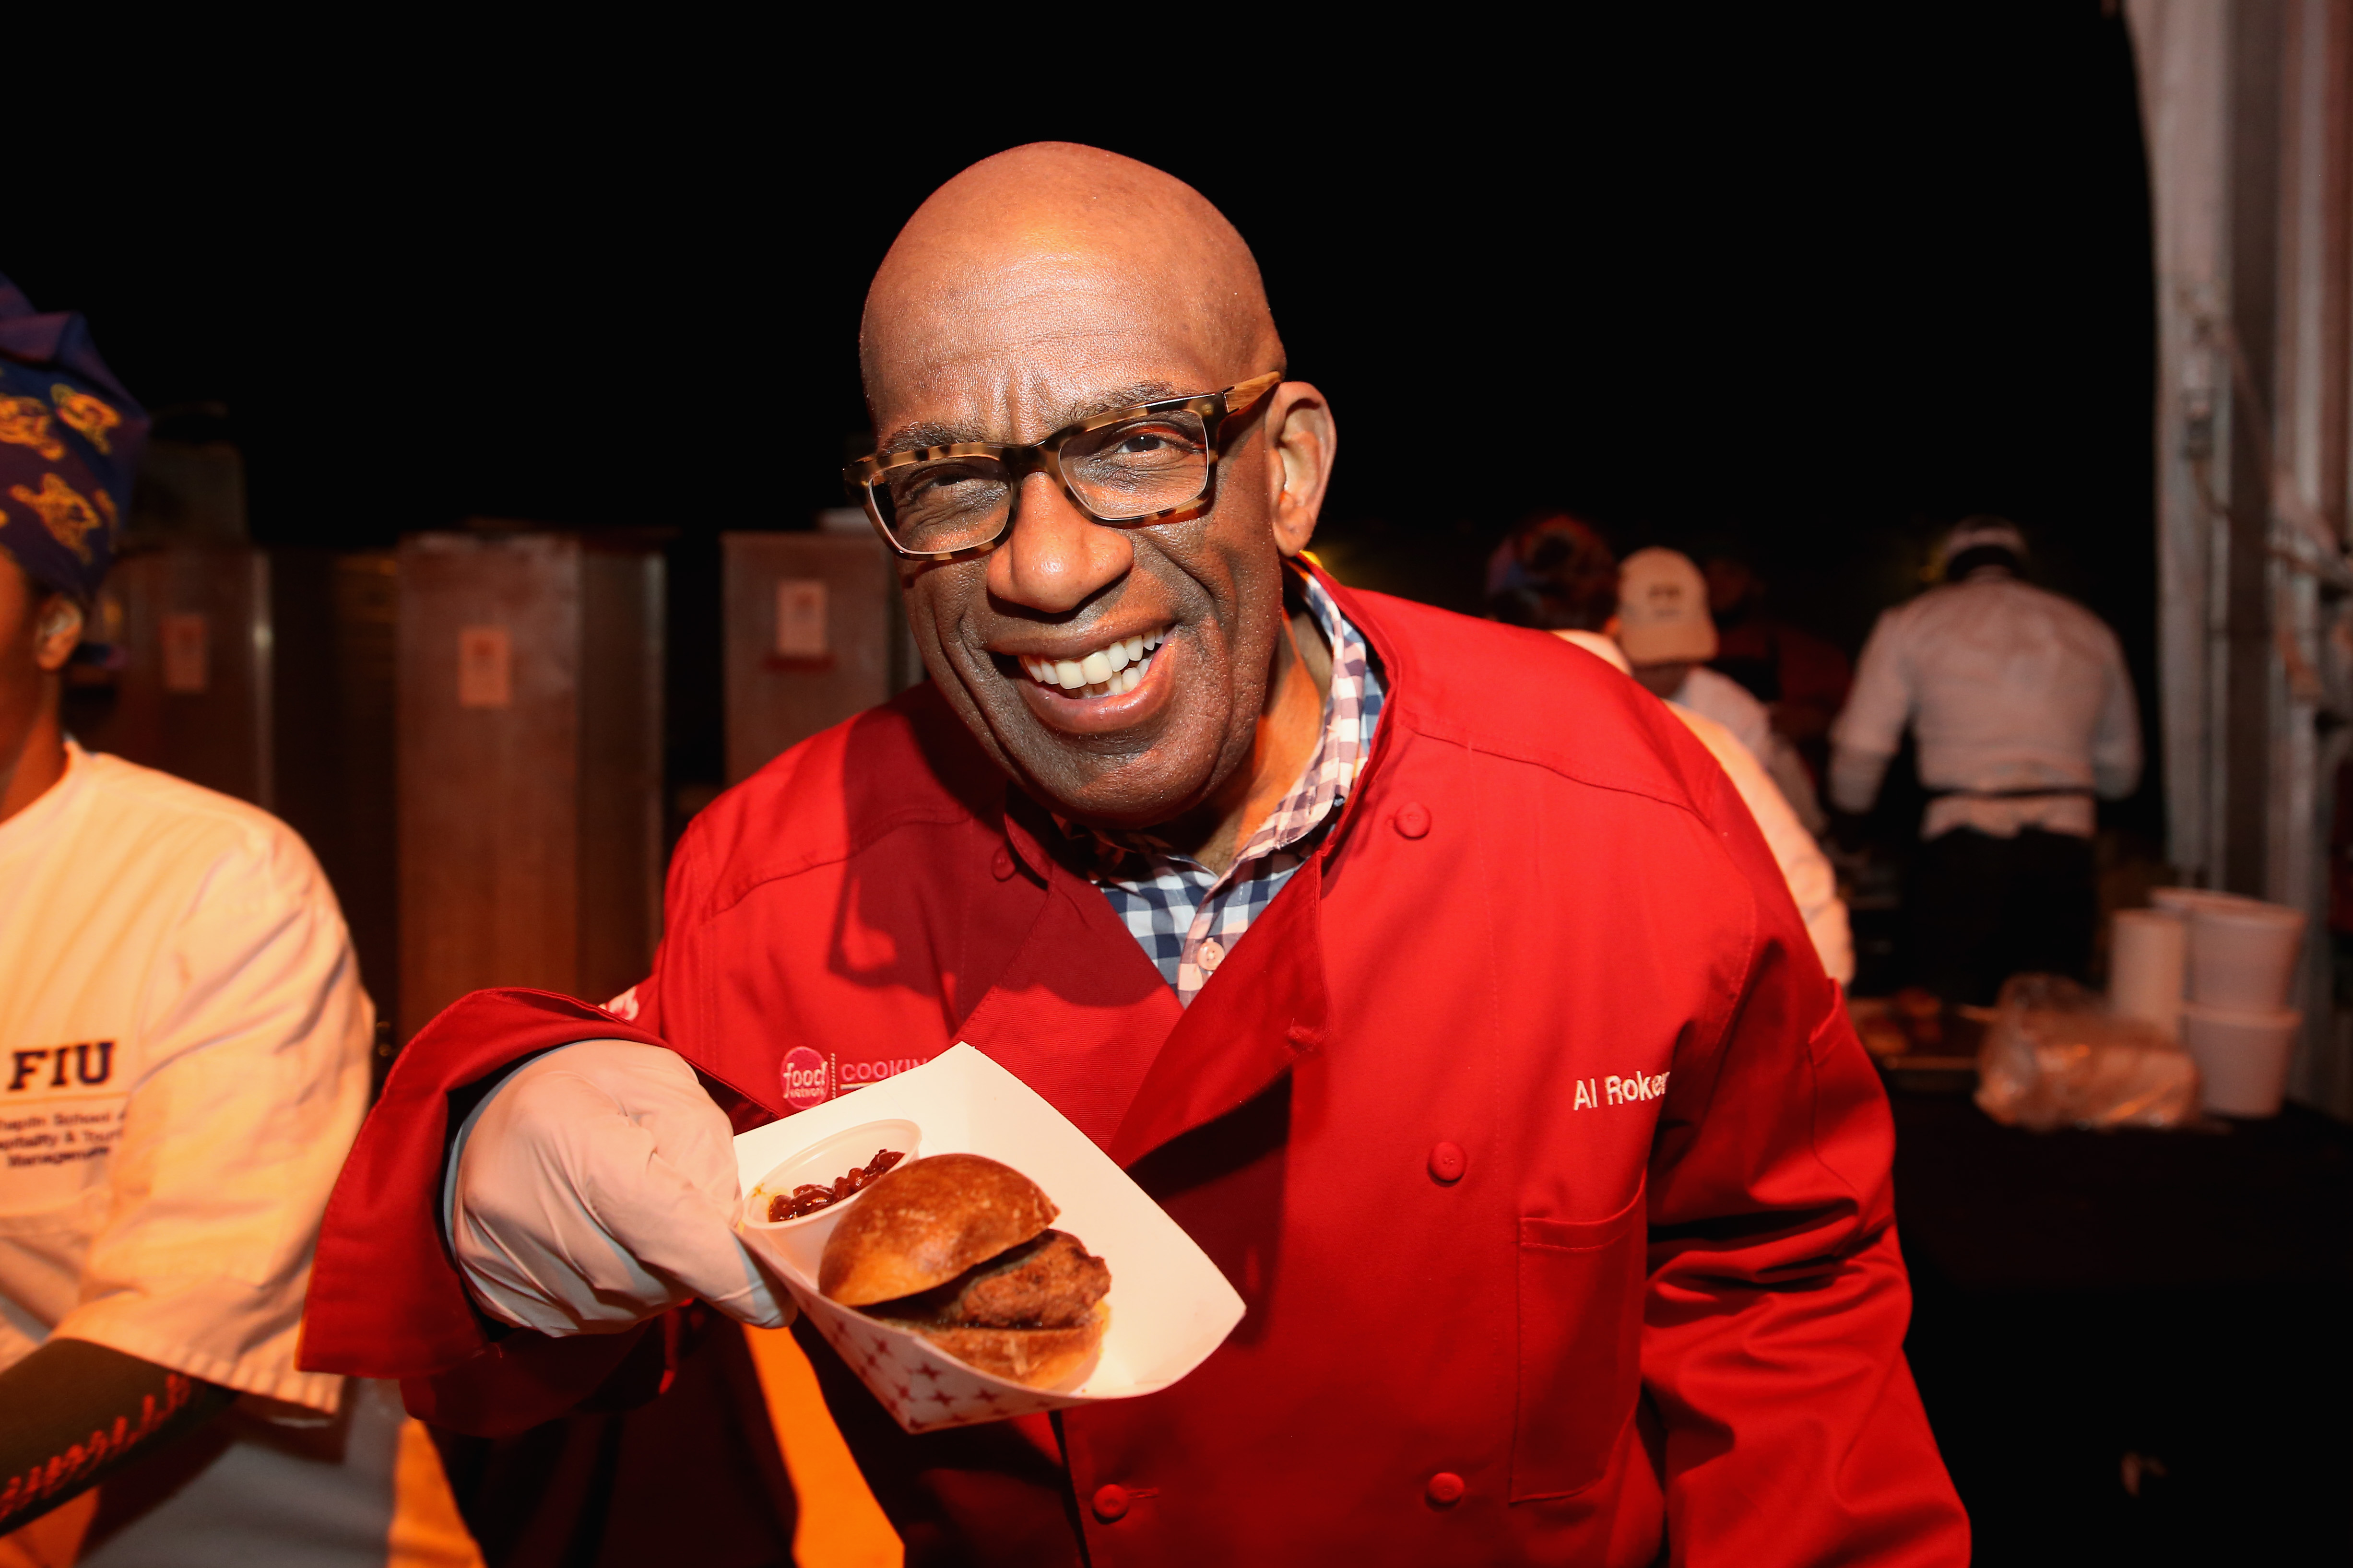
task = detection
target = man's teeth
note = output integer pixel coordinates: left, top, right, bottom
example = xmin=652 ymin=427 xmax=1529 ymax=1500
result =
xmin=1022 ymin=633 xmax=1163 ymax=698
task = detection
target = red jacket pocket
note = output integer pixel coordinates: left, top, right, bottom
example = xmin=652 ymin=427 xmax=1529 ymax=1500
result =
xmin=1512 ymin=1183 xmax=1647 ymax=1501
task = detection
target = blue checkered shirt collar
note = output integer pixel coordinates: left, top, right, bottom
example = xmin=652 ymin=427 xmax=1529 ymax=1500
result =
xmin=1063 ymin=567 xmax=1385 ymax=1003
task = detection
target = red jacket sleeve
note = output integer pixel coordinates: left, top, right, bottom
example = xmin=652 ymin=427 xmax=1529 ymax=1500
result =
xmin=296 ymin=988 xmax=672 ymax=1383
xmin=1642 ymin=765 xmax=1967 ymax=1564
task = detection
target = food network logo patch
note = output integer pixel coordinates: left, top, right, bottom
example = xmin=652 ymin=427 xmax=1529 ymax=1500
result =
xmin=780 ymin=1047 xmax=831 ymax=1110
xmin=780 ymin=1047 xmax=943 ymax=1110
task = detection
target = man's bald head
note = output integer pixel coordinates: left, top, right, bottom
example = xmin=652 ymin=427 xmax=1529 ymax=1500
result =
xmin=856 ymin=144 xmax=1336 ymax=847
xmin=859 ymin=143 xmax=1283 ymax=424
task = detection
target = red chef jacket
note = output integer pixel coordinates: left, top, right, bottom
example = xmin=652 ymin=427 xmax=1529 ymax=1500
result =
xmin=301 ymin=572 xmax=1967 ymax=1566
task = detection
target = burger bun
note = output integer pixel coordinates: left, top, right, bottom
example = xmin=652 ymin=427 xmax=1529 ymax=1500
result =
xmin=819 ymin=1153 xmax=1059 ymax=1306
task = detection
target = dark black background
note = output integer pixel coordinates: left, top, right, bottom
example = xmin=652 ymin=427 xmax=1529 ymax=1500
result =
xmin=8 ymin=11 xmax=2156 ymax=801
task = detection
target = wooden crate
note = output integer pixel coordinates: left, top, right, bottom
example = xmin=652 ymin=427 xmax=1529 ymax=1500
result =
xmin=74 ymin=546 xmax=274 ymax=807
xmin=721 ymin=531 xmax=920 ymax=784
xmin=397 ymin=532 xmax=663 ymax=1039
xmin=269 ymin=550 xmax=401 ymax=1039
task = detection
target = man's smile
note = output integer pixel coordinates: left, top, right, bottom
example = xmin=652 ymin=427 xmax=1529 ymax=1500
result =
xmin=1012 ymin=629 xmax=1167 ymax=698
xmin=997 ymin=626 xmax=1179 ymax=734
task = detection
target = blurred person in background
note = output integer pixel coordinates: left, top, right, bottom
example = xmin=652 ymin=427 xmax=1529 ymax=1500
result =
xmin=1483 ymin=513 xmax=1623 ymax=636
xmin=0 ymin=277 xmax=474 ymax=1568
xmin=1700 ymin=546 xmax=1852 ymax=786
xmin=1829 ymin=517 xmax=2140 ymax=1005
xmin=1491 ymin=520 xmax=1851 ymax=984
xmin=1618 ymin=547 xmax=1827 ymax=832
xmin=1482 ymin=509 xmax=1595 ymax=602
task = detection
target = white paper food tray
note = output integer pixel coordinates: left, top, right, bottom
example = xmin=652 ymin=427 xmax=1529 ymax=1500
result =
xmin=732 ymin=1043 xmax=1245 ymax=1433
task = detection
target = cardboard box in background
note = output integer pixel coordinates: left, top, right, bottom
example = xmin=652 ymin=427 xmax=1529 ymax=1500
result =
xmin=722 ymin=522 xmax=922 ymax=786
xmin=396 ymin=530 xmax=664 ymax=1040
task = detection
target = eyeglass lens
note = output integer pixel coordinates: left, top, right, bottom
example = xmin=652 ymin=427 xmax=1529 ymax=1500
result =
xmin=874 ymin=408 xmax=1213 ymax=554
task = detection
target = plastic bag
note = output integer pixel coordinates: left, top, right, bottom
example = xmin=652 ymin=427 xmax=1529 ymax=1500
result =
xmin=1973 ymin=974 xmax=2200 ymax=1131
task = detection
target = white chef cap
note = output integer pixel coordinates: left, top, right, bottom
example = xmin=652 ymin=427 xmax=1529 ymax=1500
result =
xmin=1942 ymin=516 xmax=2027 ymax=565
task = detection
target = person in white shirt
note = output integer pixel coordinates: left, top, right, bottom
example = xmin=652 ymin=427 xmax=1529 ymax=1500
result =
xmin=1828 ymin=517 xmax=2141 ymax=1004
xmin=1490 ymin=523 xmax=1852 ymax=984
xmin=0 ymin=276 xmax=476 ymax=1568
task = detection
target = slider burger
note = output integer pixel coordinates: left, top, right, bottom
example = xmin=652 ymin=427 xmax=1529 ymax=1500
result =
xmin=818 ymin=1153 xmax=1111 ymax=1389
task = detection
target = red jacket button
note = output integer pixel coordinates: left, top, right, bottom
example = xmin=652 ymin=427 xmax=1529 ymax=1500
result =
xmin=1428 ymin=1141 xmax=1466 ymax=1183
xmin=1426 ymin=1471 xmax=1466 ymax=1506
xmin=1092 ymin=1483 xmax=1131 ymax=1522
xmin=990 ymin=845 xmax=1017 ymax=881
xmin=1395 ymin=802 xmax=1431 ymax=839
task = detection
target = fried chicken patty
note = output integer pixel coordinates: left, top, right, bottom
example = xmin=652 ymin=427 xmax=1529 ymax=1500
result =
xmin=869 ymin=1230 xmax=1111 ymax=1330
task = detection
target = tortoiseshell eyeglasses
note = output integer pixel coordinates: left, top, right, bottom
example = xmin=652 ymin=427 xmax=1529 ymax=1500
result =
xmin=843 ymin=372 xmax=1284 ymax=563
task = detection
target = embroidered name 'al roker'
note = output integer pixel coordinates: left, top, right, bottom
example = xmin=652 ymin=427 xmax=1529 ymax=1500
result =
xmin=1573 ymin=1072 xmax=1669 ymax=1110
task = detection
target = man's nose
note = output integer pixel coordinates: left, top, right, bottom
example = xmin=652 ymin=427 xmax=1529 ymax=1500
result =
xmin=985 ymin=472 xmax=1133 ymax=613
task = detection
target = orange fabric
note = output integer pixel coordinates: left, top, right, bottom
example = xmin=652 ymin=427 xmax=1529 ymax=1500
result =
xmin=388 ymin=1417 xmax=485 ymax=1568
xmin=740 ymin=1327 xmax=900 ymax=1568
xmin=0 ymin=1492 xmax=95 ymax=1568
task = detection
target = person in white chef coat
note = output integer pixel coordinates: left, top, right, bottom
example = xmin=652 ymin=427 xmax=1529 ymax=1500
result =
xmin=1828 ymin=517 xmax=2141 ymax=1004
xmin=0 ymin=275 xmax=477 ymax=1568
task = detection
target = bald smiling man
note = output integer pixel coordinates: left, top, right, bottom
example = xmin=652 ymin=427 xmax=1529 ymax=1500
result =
xmin=300 ymin=147 xmax=1967 ymax=1566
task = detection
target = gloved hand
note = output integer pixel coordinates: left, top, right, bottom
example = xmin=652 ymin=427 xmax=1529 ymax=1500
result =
xmin=451 ymin=1039 xmax=792 ymax=1335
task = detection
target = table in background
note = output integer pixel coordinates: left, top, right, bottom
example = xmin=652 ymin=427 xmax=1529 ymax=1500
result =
xmin=1891 ymin=1078 xmax=2352 ymax=1564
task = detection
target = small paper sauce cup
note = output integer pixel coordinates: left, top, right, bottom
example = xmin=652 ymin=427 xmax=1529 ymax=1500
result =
xmin=742 ymin=1118 xmax=922 ymax=1234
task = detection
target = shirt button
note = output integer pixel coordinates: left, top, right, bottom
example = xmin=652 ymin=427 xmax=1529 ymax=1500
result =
xmin=1428 ymin=1141 xmax=1467 ymax=1184
xmin=990 ymin=845 xmax=1017 ymax=881
xmin=1426 ymin=1471 xmax=1466 ymax=1507
xmin=1395 ymin=802 xmax=1432 ymax=839
xmin=1197 ymin=939 xmax=1225 ymax=972
xmin=1092 ymin=1483 xmax=1131 ymax=1522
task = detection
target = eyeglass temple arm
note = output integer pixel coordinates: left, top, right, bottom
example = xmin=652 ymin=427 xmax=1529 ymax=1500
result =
xmin=1217 ymin=372 xmax=1285 ymax=434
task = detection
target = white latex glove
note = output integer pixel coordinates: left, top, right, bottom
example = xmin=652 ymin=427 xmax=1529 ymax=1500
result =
xmin=451 ymin=1039 xmax=792 ymax=1334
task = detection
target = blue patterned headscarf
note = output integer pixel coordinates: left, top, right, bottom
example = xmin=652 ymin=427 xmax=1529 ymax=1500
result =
xmin=0 ymin=272 xmax=147 ymax=606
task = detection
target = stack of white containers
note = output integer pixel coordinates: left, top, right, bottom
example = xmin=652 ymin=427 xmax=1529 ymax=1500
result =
xmin=2109 ymin=890 xmax=2308 ymax=1117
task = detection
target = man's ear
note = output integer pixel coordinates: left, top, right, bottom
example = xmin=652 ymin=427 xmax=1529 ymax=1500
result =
xmin=1263 ymin=381 xmax=1336 ymax=559
xmin=32 ymin=596 xmax=83 ymax=674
